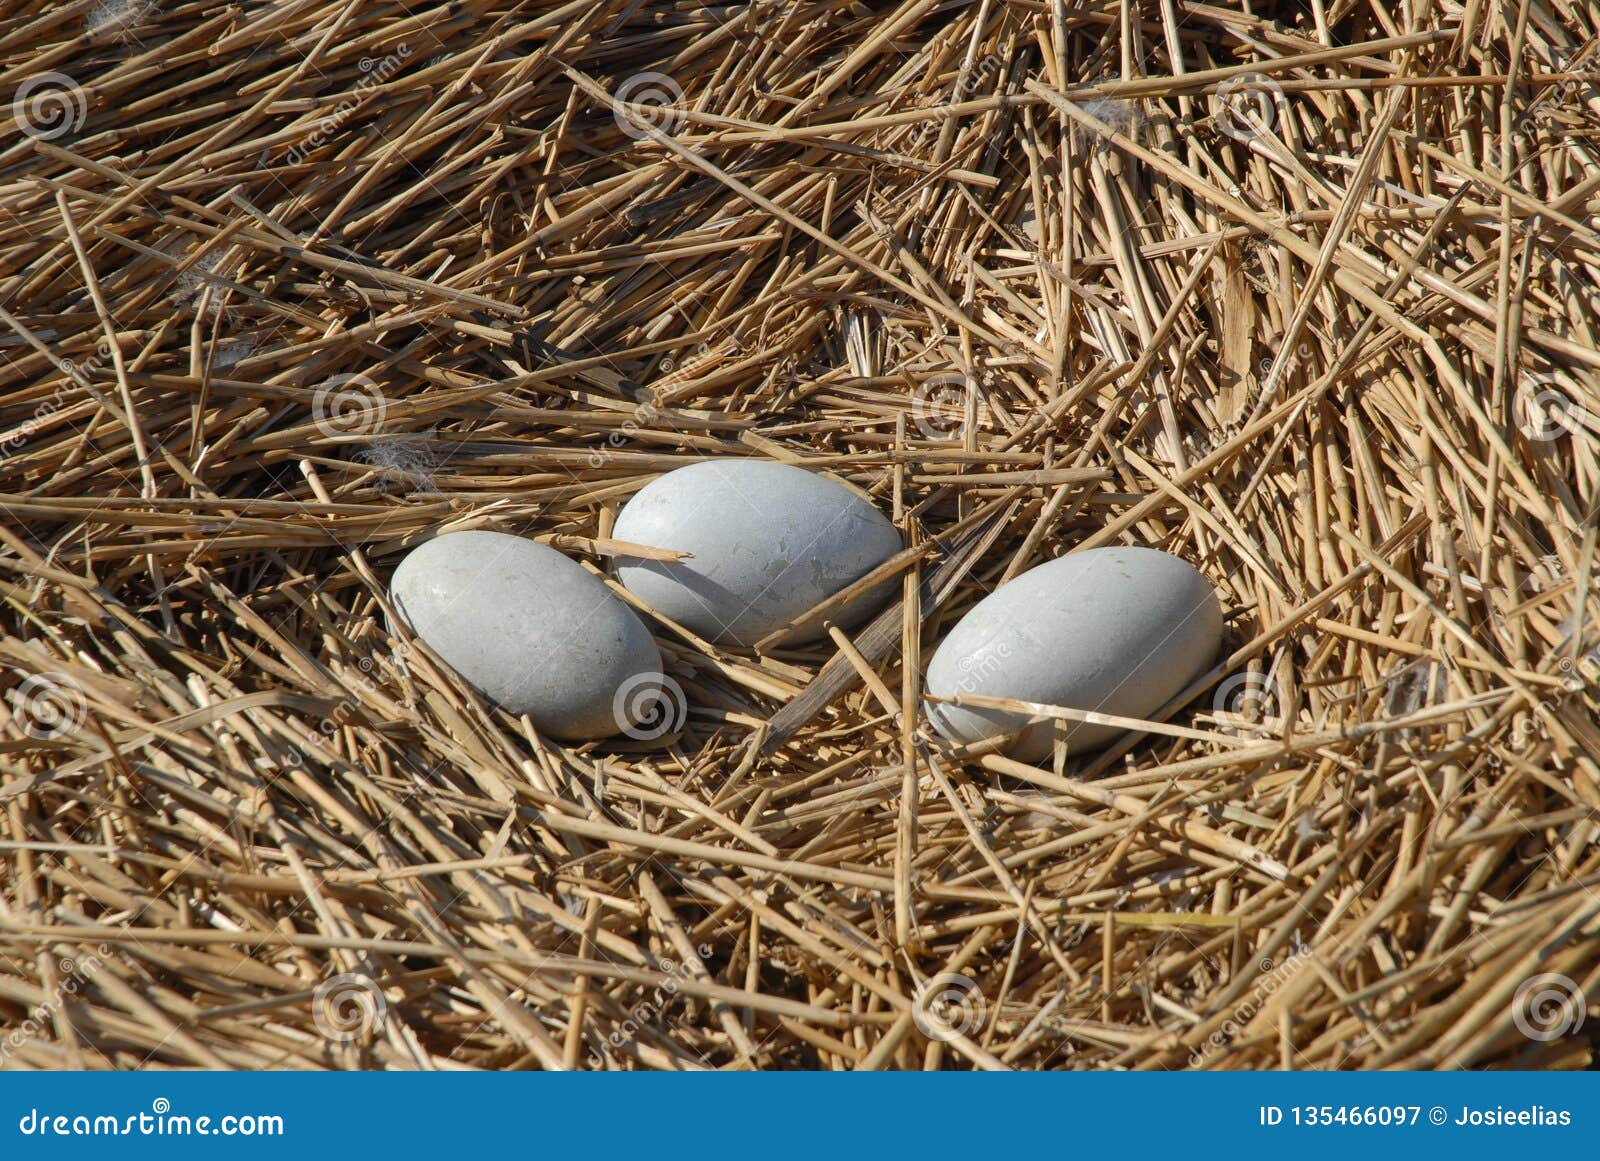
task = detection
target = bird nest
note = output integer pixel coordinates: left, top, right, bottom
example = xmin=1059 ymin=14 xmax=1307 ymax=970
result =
xmin=1 ymin=0 xmax=1597 ymax=1070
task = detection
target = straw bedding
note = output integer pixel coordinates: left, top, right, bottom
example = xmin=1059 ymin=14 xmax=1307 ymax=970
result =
xmin=1 ymin=0 xmax=1598 ymax=1070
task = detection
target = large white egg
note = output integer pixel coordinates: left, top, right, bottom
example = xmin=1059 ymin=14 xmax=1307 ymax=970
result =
xmin=924 ymin=547 xmax=1223 ymax=759
xmin=390 ymin=530 xmax=662 ymax=740
xmin=611 ymin=461 xmax=903 ymax=646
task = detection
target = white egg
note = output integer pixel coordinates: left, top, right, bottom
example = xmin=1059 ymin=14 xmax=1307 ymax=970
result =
xmin=390 ymin=530 xmax=662 ymax=740
xmin=924 ymin=547 xmax=1223 ymax=759
xmin=612 ymin=460 xmax=903 ymax=646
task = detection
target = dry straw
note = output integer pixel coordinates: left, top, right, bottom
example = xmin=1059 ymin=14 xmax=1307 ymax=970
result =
xmin=1 ymin=0 xmax=1598 ymax=1069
